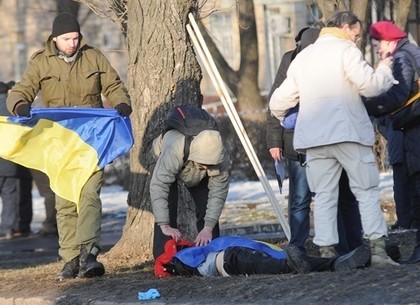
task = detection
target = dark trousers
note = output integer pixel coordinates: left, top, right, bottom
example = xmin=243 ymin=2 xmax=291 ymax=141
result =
xmin=409 ymin=172 xmax=420 ymax=228
xmin=223 ymin=247 xmax=289 ymax=275
xmin=222 ymin=246 xmax=334 ymax=275
xmin=31 ymin=169 xmax=57 ymax=232
xmin=335 ymin=171 xmax=363 ymax=255
xmin=153 ymin=177 xmax=220 ymax=259
xmin=16 ymin=176 xmax=33 ymax=233
xmin=0 ymin=177 xmax=18 ymax=233
xmin=392 ymin=163 xmax=412 ymax=228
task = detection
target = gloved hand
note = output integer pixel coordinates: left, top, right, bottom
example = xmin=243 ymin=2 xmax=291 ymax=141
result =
xmin=14 ymin=101 xmax=31 ymax=117
xmin=115 ymin=103 xmax=132 ymax=116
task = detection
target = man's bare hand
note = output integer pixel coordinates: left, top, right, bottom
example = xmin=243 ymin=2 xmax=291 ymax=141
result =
xmin=194 ymin=226 xmax=213 ymax=246
xmin=160 ymin=224 xmax=181 ymax=242
xmin=269 ymin=147 xmax=282 ymax=161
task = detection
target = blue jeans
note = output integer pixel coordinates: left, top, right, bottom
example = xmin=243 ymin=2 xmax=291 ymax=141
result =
xmin=286 ymin=159 xmax=312 ymax=252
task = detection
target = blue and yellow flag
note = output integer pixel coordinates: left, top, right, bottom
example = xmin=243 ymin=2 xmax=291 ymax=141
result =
xmin=0 ymin=108 xmax=133 ymax=204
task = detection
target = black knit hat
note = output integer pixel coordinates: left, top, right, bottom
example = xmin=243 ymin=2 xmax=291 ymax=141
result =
xmin=0 ymin=82 xmax=8 ymax=94
xmin=52 ymin=13 xmax=80 ymax=37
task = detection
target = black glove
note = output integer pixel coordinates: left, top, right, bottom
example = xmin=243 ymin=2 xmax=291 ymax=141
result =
xmin=115 ymin=103 xmax=132 ymax=116
xmin=15 ymin=102 xmax=31 ymax=117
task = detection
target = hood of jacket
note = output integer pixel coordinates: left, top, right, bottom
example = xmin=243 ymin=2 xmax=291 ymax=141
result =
xmin=188 ymin=130 xmax=224 ymax=165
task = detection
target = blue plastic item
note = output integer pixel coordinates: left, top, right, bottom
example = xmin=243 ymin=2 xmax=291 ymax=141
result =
xmin=138 ymin=288 xmax=161 ymax=301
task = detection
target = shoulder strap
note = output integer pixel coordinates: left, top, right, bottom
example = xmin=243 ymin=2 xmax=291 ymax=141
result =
xmin=390 ymin=49 xmax=420 ymax=115
xmin=399 ymin=49 xmax=420 ymax=79
xmin=183 ymin=135 xmax=193 ymax=163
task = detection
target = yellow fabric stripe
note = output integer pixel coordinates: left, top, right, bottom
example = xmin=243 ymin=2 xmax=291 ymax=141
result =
xmin=256 ymin=240 xmax=283 ymax=251
xmin=0 ymin=116 xmax=100 ymax=206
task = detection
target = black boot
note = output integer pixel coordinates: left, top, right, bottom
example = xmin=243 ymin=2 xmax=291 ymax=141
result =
xmin=402 ymin=244 xmax=420 ymax=264
xmin=285 ymin=244 xmax=339 ymax=273
xmin=79 ymin=246 xmax=105 ymax=278
xmin=56 ymin=256 xmax=80 ymax=281
xmin=284 ymin=244 xmax=312 ymax=274
xmin=332 ymin=243 xmax=371 ymax=271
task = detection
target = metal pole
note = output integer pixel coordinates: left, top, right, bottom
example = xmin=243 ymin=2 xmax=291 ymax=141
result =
xmin=187 ymin=14 xmax=290 ymax=240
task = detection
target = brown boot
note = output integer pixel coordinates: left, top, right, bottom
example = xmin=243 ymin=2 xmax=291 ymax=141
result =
xmin=370 ymin=237 xmax=399 ymax=266
xmin=319 ymin=246 xmax=337 ymax=258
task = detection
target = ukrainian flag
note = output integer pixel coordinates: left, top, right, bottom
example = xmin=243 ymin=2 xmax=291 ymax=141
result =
xmin=0 ymin=108 xmax=133 ymax=204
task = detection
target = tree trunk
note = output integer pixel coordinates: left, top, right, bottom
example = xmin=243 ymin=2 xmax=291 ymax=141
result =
xmin=198 ymin=0 xmax=265 ymax=118
xmin=395 ymin=0 xmax=414 ymax=29
xmin=316 ymin=0 xmax=349 ymax=25
xmin=350 ymin=0 xmax=370 ymax=23
xmin=104 ymin=0 xmax=202 ymax=264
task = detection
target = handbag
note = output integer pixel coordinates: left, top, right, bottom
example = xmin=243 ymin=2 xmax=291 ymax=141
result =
xmin=390 ymin=49 xmax=420 ymax=130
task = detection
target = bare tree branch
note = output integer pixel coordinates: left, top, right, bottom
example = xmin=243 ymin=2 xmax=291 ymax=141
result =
xmin=75 ymin=0 xmax=128 ymax=34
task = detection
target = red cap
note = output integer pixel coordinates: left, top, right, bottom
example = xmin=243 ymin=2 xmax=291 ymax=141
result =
xmin=370 ymin=21 xmax=407 ymax=41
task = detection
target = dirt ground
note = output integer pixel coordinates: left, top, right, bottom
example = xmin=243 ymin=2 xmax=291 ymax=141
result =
xmin=0 ymin=230 xmax=419 ymax=305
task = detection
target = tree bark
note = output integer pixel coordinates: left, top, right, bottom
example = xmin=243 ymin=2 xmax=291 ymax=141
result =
xmin=395 ymin=0 xmax=414 ymax=29
xmin=198 ymin=0 xmax=265 ymax=119
xmin=74 ymin=0 xmax=202 ymax=264
xmin=316 ymin=0 xmax=348 ymax=25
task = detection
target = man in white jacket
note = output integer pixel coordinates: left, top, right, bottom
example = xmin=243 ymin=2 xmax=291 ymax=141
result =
xmin=270 ymin=11 xmax=397 ymax=266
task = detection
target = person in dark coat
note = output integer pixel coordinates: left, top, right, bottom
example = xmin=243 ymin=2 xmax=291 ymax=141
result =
xmin=266 ymin=27 xmax=363 ymax=256
xmin=0 ymin=82 xmax=20 ymax=239
xmin=375 ymin=116 xmax=412 ymax=230
xmin=365 ymin=21 xmax=420 ymax=264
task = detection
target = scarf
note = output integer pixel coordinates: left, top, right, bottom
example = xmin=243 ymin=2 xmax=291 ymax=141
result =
xmin=52 ymin=41 xmax=79 ymax=63
xmin=320 ymin=27 xmax=353 ymax=42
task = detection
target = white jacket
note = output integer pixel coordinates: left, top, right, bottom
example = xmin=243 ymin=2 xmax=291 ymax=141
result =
xmin=269 ymin=30 xmax=396 ymax=151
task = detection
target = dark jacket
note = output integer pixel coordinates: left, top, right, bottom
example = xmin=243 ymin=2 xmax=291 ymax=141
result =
xmin=376 ymin=116 xmax=404 ymax=166
xmin=365 ymin=38 xmax=420 ymax=116
xmin=365 ymin=38 xmax=420 ymax=176
xmin=266 ymin=28 xmax=320 ymax=161
xmin=0 ymin=92 xmax=19 ymax=176
xmin=266 ymin=50 xmax=297 ymax=160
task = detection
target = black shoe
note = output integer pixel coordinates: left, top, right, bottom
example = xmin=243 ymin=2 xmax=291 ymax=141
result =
xmin=410 ymin=220 xmax=420 ymax=230
xmin=56 ymin=256 xmax=80 ymax=281
xmin=37 ymin=229 xmax=58 ymax=237
xmin=332 ymin=244 xmax=371 ymax=272
xmin=401 ymin=245 xmax=420 ymax=264
xmin=79 ymin=246 xmax=105 ymax=278
xmin=12 ymin=229 xmax=32 ymax=238
xmin=284 ymin=244 xmax=312 ymax=274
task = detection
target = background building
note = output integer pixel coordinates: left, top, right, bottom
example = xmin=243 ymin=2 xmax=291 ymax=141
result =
xmin=0 ymin=0 xmax=418 ymax=109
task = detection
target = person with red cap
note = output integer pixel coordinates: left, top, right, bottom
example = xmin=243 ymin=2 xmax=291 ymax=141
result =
xmin=270 ymin=11 xmax=397 ymax=267
xmin=365 ymin=20 xmax=420 ymax=265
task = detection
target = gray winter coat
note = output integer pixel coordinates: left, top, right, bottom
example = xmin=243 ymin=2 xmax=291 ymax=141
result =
xmin=150 ymin=129 xmax=231 ymax=228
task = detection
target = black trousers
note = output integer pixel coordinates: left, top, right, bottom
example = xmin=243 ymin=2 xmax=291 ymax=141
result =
xmin=336 ymin=171 xmax=363 ymax=255
xmin=153 ymin=176 xmax=220 ymax=259
xmin=223 ymin=247 xmax=290 ymax=275
xmin=30 ymin=169 xmax=56 ymax=232
xmin=222 ymin=247 xmax=334 ymax=276
xmin=16 ymin=176 xmax=33 ymax=233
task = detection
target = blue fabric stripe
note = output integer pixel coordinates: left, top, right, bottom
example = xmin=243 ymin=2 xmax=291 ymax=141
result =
xmin=7 ymin=108 xmax=133 ymax=168
xmin=174 ymin=236 xmax=286 ymax=267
